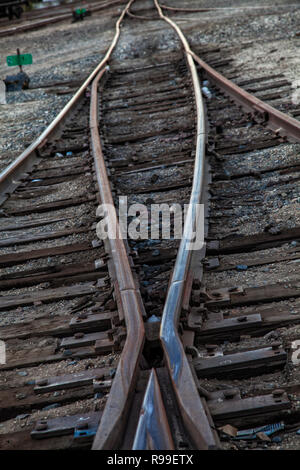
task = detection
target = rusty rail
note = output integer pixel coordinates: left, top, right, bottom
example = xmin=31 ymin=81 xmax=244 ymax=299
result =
xmin=190 ymin=50 xmax=300 ymax=142
xmin=160 ymin=3 xmax=210 ymax=13
xmin=154 ymin=0 xmax=219 ymax=450
xmin=84 ymin=0 xmax=151 ymax=450
xmin=160 ymin=2 xmax=299 ymax=13
xmin=90 ymin=63 xmax=146 ymax=450
xmin=127 ymin=9 xmax=157 ymax=20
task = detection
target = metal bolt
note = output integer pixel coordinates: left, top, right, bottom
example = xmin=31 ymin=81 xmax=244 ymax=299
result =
xmin=95 ymin=374 xmax=104 ymax=381
xmin=78 ymin=313 xmax=88 ymax=319
xmin=223 ymin=389 xmax=237 ymax=399
xmin=213 ymin=291 xmax=222 ymax=298
xmin=229 ymin=287 xmax=239 ymax=292
xmin=107 ymin=330 xmax=114 ymax=341
xmin=36 ymin=422 xmax=48 ymax=431
xmin=272 ymin=343 xmax=282 ymax=354
xmin=74 ymin=332 xmax=84 ymax=339
xmin=185 ymin=346 xmax=200 ymax=358
xmin=237 ymin=316 xmax=247 ymax=322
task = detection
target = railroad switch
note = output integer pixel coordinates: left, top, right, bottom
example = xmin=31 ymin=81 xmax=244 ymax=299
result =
xmin=72 ymin=8 xmax=91 ymax=22
xmin=5 ymin=49 xmax=32 ymax=91
xmin=4 ymin=72 xmax=30 ymax=91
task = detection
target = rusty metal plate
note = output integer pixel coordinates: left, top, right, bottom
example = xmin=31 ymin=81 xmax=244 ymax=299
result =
xmin=69 ymin=311 xmax=114 ymax=331
xmin=60 ymin=331 xmax=107 ymax=349
xmin=208 ymin=392 xmax=290 ymax=421
xmin=194 ymin=346 xmax=287 ymax=377
xmin=199 ymin=313 xmax=262 ymax=334
xmin=31 ymin=412 xmax=101 ymax=440
xmin=34 ymin=367 xmax=109 ymax=394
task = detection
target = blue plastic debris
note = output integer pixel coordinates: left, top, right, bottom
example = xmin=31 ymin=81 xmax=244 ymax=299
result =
xmin=25 ymin=380 xmax=35 ymax=386
xmin=236 ymin=264 xmax=248 ymax=271
xmin=18 ymin=371 xmax=28 ymax=376
xmin=62 ymin=349 xmax=72 ymax=357
xmin=147 ymin=315 xmax=160 ymax=323
xmin=234 ymin=422 xmax=284 ymax=440
xmin=296 ymin=429 xmax=300 ymax=435
xmin=74 ymin=426 xmax=98 ymax=440
xmin=272 ymin=436 xmax=282 ymax=443
xmin=202 ymin=86 xmax=212 ymax=99
xmin=66 ymin=151 xmax=73 ymax=156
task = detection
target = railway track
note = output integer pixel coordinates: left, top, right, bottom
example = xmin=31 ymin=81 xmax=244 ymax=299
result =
xmin=0 ymin=0 xmax=300 ymax=451
xmin=0 ymin=0 xmax=126 ymax=37
xmin=0 ymin=0 xmax=104 ymax=25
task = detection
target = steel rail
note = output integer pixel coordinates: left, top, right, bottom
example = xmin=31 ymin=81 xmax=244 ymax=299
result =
xmin=0 ymin=13 xmax=73 ymax=36
xmin=90 ymin=63 xmax=146 ymax=450
xmin=132 ymin=369 xmax=174 ymax=450
xmin=189 ymin=50 xmax=300 ymax=143
xmin=127 ymin=9 xmax=157 ymax=20
xmin=154 ymin=0 xmax=219 ymax=450
xmin=0 ymin=0 xmax=132 ymax=205
xmin=160 ymin=2 xmax=299 ymax=12
xmin=160 ymin=4 xmax=210 ymax=13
